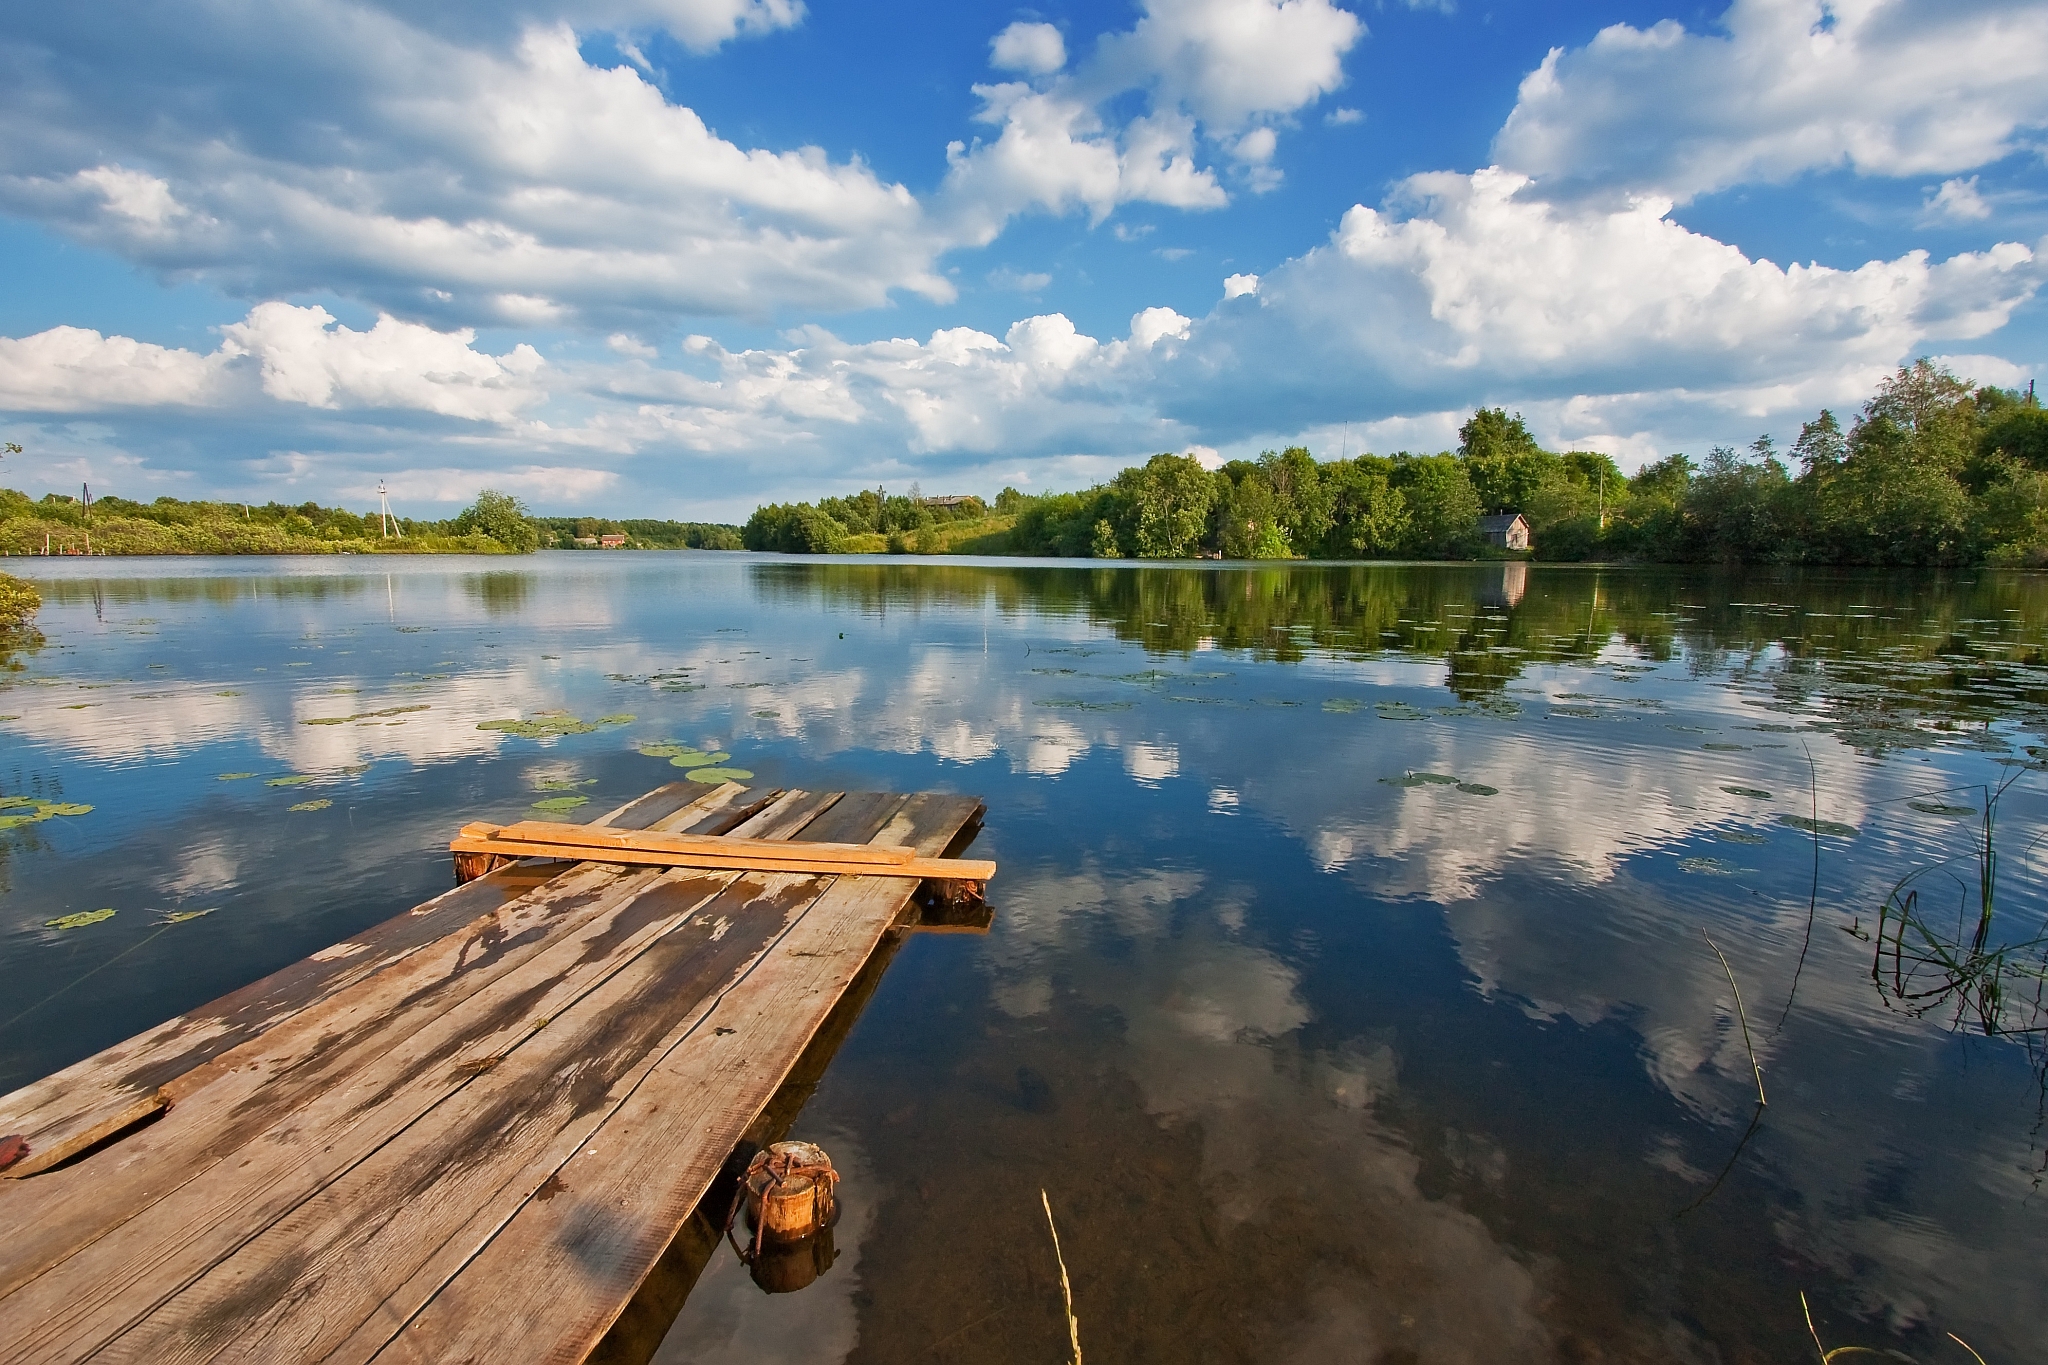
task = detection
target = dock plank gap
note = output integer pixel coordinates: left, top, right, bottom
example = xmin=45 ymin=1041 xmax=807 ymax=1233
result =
xmin=0 ymin=780 xmax=991 ymax=1363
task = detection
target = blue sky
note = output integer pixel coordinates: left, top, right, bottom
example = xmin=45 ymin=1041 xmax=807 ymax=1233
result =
xmin=2 ymin=0 xmax=2045 ymax=521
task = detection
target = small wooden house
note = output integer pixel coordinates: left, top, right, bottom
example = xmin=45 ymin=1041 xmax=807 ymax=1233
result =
xmin=598 ymin=533 xmax=628 ymax=548
xmin=1476 ymin=513 xmax=1530 ymax=551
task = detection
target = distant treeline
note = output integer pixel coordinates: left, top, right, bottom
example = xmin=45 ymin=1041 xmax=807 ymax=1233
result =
xmin=0 ymin=488 xmax=522 ymax=556
xmin=743 ymin=362 xmax=2048 ymax=567
xmin=534 ymin=516 xmax=741 ymax=550
xmin=743 ymin=488 xmax=996 ymax=554
xmin=0 ymin=487 xmax=744 ymax=556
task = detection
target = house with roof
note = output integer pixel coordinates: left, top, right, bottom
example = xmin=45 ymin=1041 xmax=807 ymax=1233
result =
xmin=1476 ymin=513 xmax=1531 ymax=551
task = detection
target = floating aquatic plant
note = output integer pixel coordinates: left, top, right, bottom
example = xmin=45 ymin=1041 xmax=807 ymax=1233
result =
xmin=1457 ymin=782 xmax=1498 ymax=796
xmin=752 ymin=710 xmax=779 ymax=718
xmin=1908 ymin=799 xmax=1977 ymax=817
xmin=0 ymin=798 xmax=96 ymax=830
xmin=534 ymin=777 xmax=596 ymax=792
xmin=218 ymin=772 xmax=255 ymax=781
xmin=1703 ymin=742 xmax=1750 ymax=752
xmin=685 ymin=767 xmax=754 ymax=783
xmin=1780 ymin=814 xmax=1858 ymax=838
xmin=1678 ymin=856 xmax=1740 ymax=875
xmin=1381 ymin=772 xmax=1459 ymax=787
xmin=669 ymin=751 xmax=730 ymax=768
xmin=46 ymin=908 xmax=115 ymax=930
xmin=289 ymin=799 xmax=333 ymax=811
xmin=266 ymin=775 xmax=316 ymax=787
xmin=1718 ymin=829 xmax=1770 ymax=844
xmin=1374 ymin=701 xmax=1427 ymax=720
xmin=304 ymin=704 xmax=431 ymax=726
xmin=1035 ymin=699 xmax=1134 ymax=711
xmin=1721 ymin=785 xmax=1772 ymax=799
xmin=479 ymin=715 xmax=600 ymax=738
xmin=531 ymin=795 xmax=590 ymax=812
xmin=1322 ymin=698 xmax=1362 ymax=713
xmin=597 ymin=714 xmax=635 ymax=725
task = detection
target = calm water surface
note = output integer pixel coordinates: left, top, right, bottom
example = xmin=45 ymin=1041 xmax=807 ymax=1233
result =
xmin=3 ymin=554 xmax=2045 ymax=1363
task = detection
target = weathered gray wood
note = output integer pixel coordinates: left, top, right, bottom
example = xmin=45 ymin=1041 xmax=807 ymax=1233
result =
xmin=76 ymin=793 xmax=880 ymax=1365
xmin=0 ymin=784 xmax=984 ymax=1365
xmin=0 ymin=783 xmax=762 ymax=1180
xmin=371 ymin=793 xmax=982 ymax=1364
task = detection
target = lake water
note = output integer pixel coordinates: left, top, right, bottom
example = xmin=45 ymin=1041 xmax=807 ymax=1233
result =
xmin=2 ymin=554 xmax=2045 ymax=1363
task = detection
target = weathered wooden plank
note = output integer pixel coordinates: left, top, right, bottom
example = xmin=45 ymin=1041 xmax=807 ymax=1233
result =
xmin=80 ymin=792 xmax=888 ymax=1365
xmin=370 ymin=793 xmax=983 ymax=1364
xmin=0 ymin=783 xmax=761 ymax=1182
xmin=0 ymin=792 xmax=823 ymax=1361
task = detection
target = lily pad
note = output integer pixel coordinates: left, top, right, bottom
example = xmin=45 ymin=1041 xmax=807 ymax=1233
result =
xmin=0 ymin=796 xmax=37 ymax=809
xmin=46 ymin=908 xmax=116 ymax=930
xmin=0 ymin=814 xmax=40 ymax=830
xmin=266 ymin=775 xmax=316 ymax=787
xmin=752 ymin=710 xmax=780 ymax=718
xmin=217 ymin=772 xmax=255 ymax=781
xmin=158 ymin=909 xmax=215 ymax=923
xmin=1456 ymin=783 xmax=1498 ymax=796
xmin=597 ymin=714 xmax=636 ymax=725
xmin=1717 ymin=829 xmax=1770 ymax=844
xmin=38 ymin=803 xmax=91 ymax=817
xmin=1374 ymin=701 xmax=1428 ymax=721
xmin=1678 ymin=857 xmax=1740 ymax=875
xmin=531 ymin=795 xmax=590 ymax=812
xmin=1702 ymin=742 xmax=1749 ymax=752
xmin=289 ymin=799 xmax=333 ymax=812
xmin=1778 ymin=814 xmax=1859 ymax=838
xmin=534 ymin=777 xmax=596 ymax=792
xmin=669 ymin=751 xmax=731 ymax=768
xmin=479 ymin=716 xmax=600 ymax=738
xmin=1907 ymin=799 xmax=1977 ymax=817
xmin=684 ymin=767 xmax=755 ymax=783
xmin=1034 ymin=699 xmax=1134 ymax=711
xmin=1720 ymin=785 xmax=1772 ymax=799
xmin=1381 ymin=772 xmax=1459 ymax=787
xmin=1322 ymin=698 xmax=1363 ymax=713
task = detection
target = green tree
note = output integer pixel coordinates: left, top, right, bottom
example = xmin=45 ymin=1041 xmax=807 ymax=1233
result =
xmin=452 ymin=489 xmax=539 ymax=552
xmin=1216 ymin=471 xmax=1291 ymax=558
xmin=1391 ymin=455 xmax=1481 ymax=557
xmin=1459 ymin=408 xmax=1555 ymax=514
xmin=1113 ymin=453 xmax=1214 ymax=558
xmin=1324 ymin=458 xmax=1410 ymax=557
xmin=1259 ymin=446 xmax=1332 ymax=551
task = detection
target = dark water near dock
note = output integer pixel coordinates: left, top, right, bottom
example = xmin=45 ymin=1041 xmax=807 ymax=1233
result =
xmin=3 ymin=554 xmax=2045 ymax=1363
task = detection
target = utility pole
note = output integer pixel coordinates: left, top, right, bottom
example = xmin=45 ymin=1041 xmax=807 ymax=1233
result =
xmin=378 ymin=481 xmax=396 ymax=538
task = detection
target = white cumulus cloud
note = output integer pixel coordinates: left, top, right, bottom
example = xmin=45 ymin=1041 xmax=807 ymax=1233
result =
xmin=991 ymin=21 xmax=1066 ymax=75
xmin=1493 ymin=0 xmax=2048 ymax=202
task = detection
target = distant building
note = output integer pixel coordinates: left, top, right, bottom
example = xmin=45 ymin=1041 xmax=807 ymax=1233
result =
xmin=920 ymin=494 xmax=977 ymax=508
xmin=572 ymin=536 xmax=599 ymax=547
xmin=1476 ymin=513 xmax=1531 ymax=551
xmin=598 ymin=534 xmax=629 ymax=548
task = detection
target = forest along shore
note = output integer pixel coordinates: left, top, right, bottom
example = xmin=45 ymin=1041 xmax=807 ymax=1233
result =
xmin=0 ymin=488 xmax=741 ymax=557
xmin=744 ymin=361 xmax=2048 ymax=567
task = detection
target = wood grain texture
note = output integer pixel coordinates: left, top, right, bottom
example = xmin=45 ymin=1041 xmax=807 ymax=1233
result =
xmin=0 ymin=791 xmax=832 ymax=1364
xmin=0 ymin=784 xmax=982 ymax=1365
xmin=373 ymin=793 xmax=982 ymax=1364
xmin=0 ymin=784 xmax=761 ymax=1180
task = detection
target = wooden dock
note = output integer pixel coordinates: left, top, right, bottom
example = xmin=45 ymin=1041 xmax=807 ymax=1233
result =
xmin=0 ymin=781 xmax=987 ymax=1363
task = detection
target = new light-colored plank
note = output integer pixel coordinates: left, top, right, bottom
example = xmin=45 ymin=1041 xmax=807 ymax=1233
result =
xmin=451 ymin=823 xmax=994 ymax=881
xmin=373 ymin=793 xmax=983 ymax=1364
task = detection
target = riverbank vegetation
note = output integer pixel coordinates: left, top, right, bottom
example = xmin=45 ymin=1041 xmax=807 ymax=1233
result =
xmin=743 ymin=487 xmax=1012 ymax=554
xmin=745 ymin=362 xmax=2048 ymax=566
xmin=0 ymin=482 xmax=744 ymax=557
xmin=0 ymin=487 xmax=538 ymax=555
xmin=533 ymin=516 xmax=742 ymax=550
